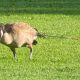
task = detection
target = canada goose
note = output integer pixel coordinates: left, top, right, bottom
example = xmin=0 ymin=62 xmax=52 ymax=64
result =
xmin=0 ymin=22 xmax=40 ymax=60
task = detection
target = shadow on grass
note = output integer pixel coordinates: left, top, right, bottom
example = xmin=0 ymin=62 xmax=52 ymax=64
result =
xmin=0 ymin=0 xmax=80 ymax=15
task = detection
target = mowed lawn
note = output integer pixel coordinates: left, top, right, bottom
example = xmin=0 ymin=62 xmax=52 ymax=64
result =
xmin=0 ymin=0 xmax=80 ymax=80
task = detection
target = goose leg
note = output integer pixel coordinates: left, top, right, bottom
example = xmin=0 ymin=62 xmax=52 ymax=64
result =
xmin=27 ymin=44 xmax=33 ymax=60
xmin=10 ymin=47 xmax=16 ymax=59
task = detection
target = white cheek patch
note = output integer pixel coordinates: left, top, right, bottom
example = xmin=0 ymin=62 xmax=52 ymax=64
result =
xmin=0 ymin=30 xmax=3 ymax=38
xmin=3 ymin=32 xmax=13 ymax=44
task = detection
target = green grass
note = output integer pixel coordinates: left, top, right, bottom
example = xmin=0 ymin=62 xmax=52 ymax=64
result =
xmin=0 ymin=0 xmax=80 ymax=80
